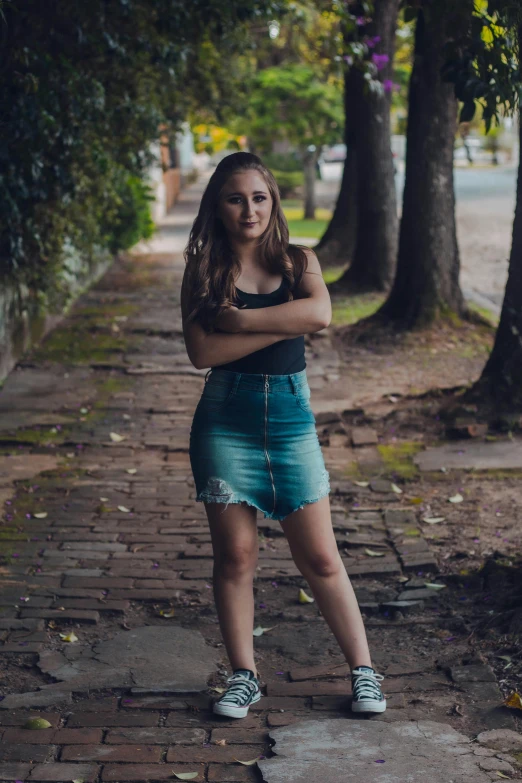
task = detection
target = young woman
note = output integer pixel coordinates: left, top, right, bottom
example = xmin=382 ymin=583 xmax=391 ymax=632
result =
xmin=181 ymin=152 xmax=386 ymax=719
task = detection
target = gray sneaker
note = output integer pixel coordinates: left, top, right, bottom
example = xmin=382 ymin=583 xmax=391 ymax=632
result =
xmin=213 ymin=669 xmax=261 ymax=719
xmin=351 ymin=665 xmax=386 ymax=713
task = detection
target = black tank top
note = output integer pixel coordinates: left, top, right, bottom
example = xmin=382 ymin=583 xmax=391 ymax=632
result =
xmin=218 ymin=278 xmax=306 ymax=375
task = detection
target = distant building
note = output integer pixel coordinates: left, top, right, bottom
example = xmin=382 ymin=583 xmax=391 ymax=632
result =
xmin=149 ymin=122 xmax=195 ymax=222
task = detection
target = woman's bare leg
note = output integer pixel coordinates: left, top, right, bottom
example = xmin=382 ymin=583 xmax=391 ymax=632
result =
xmin=205 ymin=501 xmax=259 ymax=674
xmin=280 ymin=495 xmax=372 ymax=669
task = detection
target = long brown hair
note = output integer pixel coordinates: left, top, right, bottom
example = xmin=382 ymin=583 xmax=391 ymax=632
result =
xmin=183 ymin=152 xmax=308 ymax=331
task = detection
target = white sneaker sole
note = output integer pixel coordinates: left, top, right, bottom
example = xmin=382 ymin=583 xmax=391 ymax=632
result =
xmin=213 ymin=691 xmax=261 ymax=719
xmin=351 ymin=698 xmax=387 ymax=714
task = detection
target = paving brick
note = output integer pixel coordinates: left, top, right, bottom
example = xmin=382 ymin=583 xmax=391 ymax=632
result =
xmin=106 ymin=727 xmax=206 ymax=744
xmin=61 ymin=744 xmax=162 ymax=762
xmin=3 ymin=728 xmax=55 ymax=743
xmin=0 ymin=763 xmax=33 ymax=781
xmin=345 ymin=561 xmax=401 ymax=577
xmin=166 ymin=745 xmax=263 ymax=763
xmin=210 ymin=728 xmax=269 ymax=744
xmin=0 ymin=743 xmax=56 ymax=762
xmin=52 ymin=728 xmax=104 ymax=744
xmin=62 ymin=577 xmax=134 ymax=588
xmin=27 ymin=762 xmax=100 ymax=781
xmin=165 ymin=713 xmax=261 ymax=730
xmin=289 ymin=662 xmax=350 ymax=681
xmin=266 ymin=681 xmax=348 ymax=697
xmin=124 ymin=694 xmax=211 ymax=711
xmin=102 ymin=763 xmax=205 ymax=781
xmin=19 ymin=608 xmax=100 ymax=623
xmin=250 ymin=697 xmax=309 ymax=712
xmin=208 ymin=763 xmax=259 ymax=781
xmin=267 ymin=713 xmax=298 ymax=727
xmin=66 ymin=712 xmax=160 ymax=727
xmin=0 ymin=643 xmax=44 ymax=653
xmin=50 ymin=598 xmax=129 ymax=613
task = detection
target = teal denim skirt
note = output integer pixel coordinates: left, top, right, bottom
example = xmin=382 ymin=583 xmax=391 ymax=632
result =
xmin=189 ymin=368 xmax=330 ymax=522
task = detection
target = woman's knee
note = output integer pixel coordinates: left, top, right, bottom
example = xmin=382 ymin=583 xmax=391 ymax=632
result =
xmin=296 ymin=550 xmax=342 ymax=579
xmin=215 ymin=542 xmax=258 ymax=580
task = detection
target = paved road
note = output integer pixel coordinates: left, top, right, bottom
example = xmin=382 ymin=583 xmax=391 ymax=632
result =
xmin=317 ymin=163 xmax=517 ymax=315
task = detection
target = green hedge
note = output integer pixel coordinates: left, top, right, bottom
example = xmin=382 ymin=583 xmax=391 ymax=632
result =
xmin=272 ymin=170 xmax=304 ymax=198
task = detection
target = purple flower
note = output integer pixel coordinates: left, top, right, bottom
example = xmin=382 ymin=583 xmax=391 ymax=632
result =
xmin=372 ymin=53 xmax=389 ymax=70
xmin=344 ymin=55 xmax=353 ymax=66
xmin=366 ymin=35 xmax=381 ymax=48
xmin=355 ymin=16 xmax=366 ymax=26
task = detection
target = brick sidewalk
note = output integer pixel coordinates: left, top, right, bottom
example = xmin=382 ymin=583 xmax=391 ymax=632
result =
xmin=0 ymin=184 xmax=518 ymax=782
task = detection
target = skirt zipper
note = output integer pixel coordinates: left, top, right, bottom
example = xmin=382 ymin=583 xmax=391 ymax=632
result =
xmin=264 ymin=374 xmax=276 ymax=516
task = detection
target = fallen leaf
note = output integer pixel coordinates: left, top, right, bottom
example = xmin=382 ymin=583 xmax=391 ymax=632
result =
xmin=504 ymin=691 xmax=522 ymax=710
xmin=234 ymin=757 xmax=261 ymax=766
xmin=59 ymin=630 xmax=78 ymax=643
xmin=209 ymin=686 xmax=225 ymax=694
xmin=496 ymin=773 xmax=511 ymax=779
xmin=117 ymin=505 xmax=131 ymax=513
xmin=215 ymin=739 xmax=227 ymax=746
xmin=159 ymin=609 xmax=175 ymax=618
xmin=126 ymin=468 xmax=138 ymax=474
xmin=80 ymin=407 xmax=89 ymax=414
xmin=422 ymin=516 xmax=446 ymax=524
xmin=109 ymin=432 xmax=125 ymax=442
xmin=298 ymin=588 xmax=314 ymax=604
xmin=23 ymin=717 xmax=52 ymax=729
xmin=33 ymin=512 xmax=48 ymax=519
xmin=391 ymin=483 xmax=403 ymax=494
xmin=364 ymin=548 xmax=385 ymax=557
xmin=448 ymin=493 xmax=464 ymax=503
xmin=404 ymin=528 xmax=420 ymax=537
xmin=253 ymin=626 xmax=275 ymax=636
xmin=424 ymin=583 xmax=447 ymax=591
xmin=72 ymin=779 xmax=85 ymax=783
xmin=100 ymin=497 xmax=109 ymax=502
xmin=498 ymin=655 xmax=512 ymax=662
xmin=171 ymin=773 xmax=199 ymax=780
xmin=354 ymin=481 xmax=369 ymax=487
xmin=409 ymin=497 xmax=424 ymax=505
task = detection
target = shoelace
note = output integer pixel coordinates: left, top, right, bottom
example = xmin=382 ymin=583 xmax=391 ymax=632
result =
xmin=218 ymin=674 xmax=258 ymax=706
xmin=351 ymin=669 xmax=384 ymax=701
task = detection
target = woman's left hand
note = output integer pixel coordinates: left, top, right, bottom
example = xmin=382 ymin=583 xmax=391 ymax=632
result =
xmin=215 ymin=305 xmax=244 ymax=333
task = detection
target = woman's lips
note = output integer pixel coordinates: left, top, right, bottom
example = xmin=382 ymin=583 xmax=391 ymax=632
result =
xmin=241 ymin=221 xmax=258 ymax=227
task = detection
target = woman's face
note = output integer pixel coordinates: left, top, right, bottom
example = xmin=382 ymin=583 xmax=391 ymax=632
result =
xmin=217 ymin=170 xmax=273 ymax=242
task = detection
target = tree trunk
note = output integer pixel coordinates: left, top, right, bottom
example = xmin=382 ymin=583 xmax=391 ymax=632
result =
xmin=303 ymin=149 xmax=319 ymax=220
xmin=377 ymin=3 xmax=469 ymax=328
xmin=314 ymin=68 xmax=357 ymax=265
xmin=471 ymin=32 xmax=522 ymax=411
xmin=334 ymin=0 xmax=400 ymax=292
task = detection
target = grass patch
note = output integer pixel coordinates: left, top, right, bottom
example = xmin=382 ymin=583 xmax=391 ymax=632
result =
xmin=467 ymin=301 xmax=499 ymax=327
xmin=0 ymin=426 xmax=70 ymax=447
xmin=282 ymin=205 xmax=332 ymax=240
xmin=331 ymin=294 xmax=385 ymax=327
xmin=378 ymin=442 xmax=424 ymax=480
xmin=32 ymin=327 xmax=127 ymax=364
xmin=322 ymin=265 xmax=348 ymax=285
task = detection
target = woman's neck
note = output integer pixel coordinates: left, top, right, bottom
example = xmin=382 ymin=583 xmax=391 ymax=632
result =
xmin=228 ymin=237 xmax=262 ymax=268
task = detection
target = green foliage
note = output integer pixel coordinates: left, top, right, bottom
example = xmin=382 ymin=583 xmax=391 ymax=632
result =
xmin=262 ymin=152 xmax=303 ymax=172
xmin=246 ymin=63 xmax=344 ymax=153
xmin=1 ymin=0 xmax=283 ymax=296
xmin=107 ymin=176 xmax=155 ymax=254
xmin=272 ymin=170 xmax=304 ymax=197
xmin=437 ymin=1 xmax=522 ymax=131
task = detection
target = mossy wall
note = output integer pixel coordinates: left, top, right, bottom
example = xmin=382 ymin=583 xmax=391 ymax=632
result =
xmin=0 ymin=248 xmax=113 ymax=382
